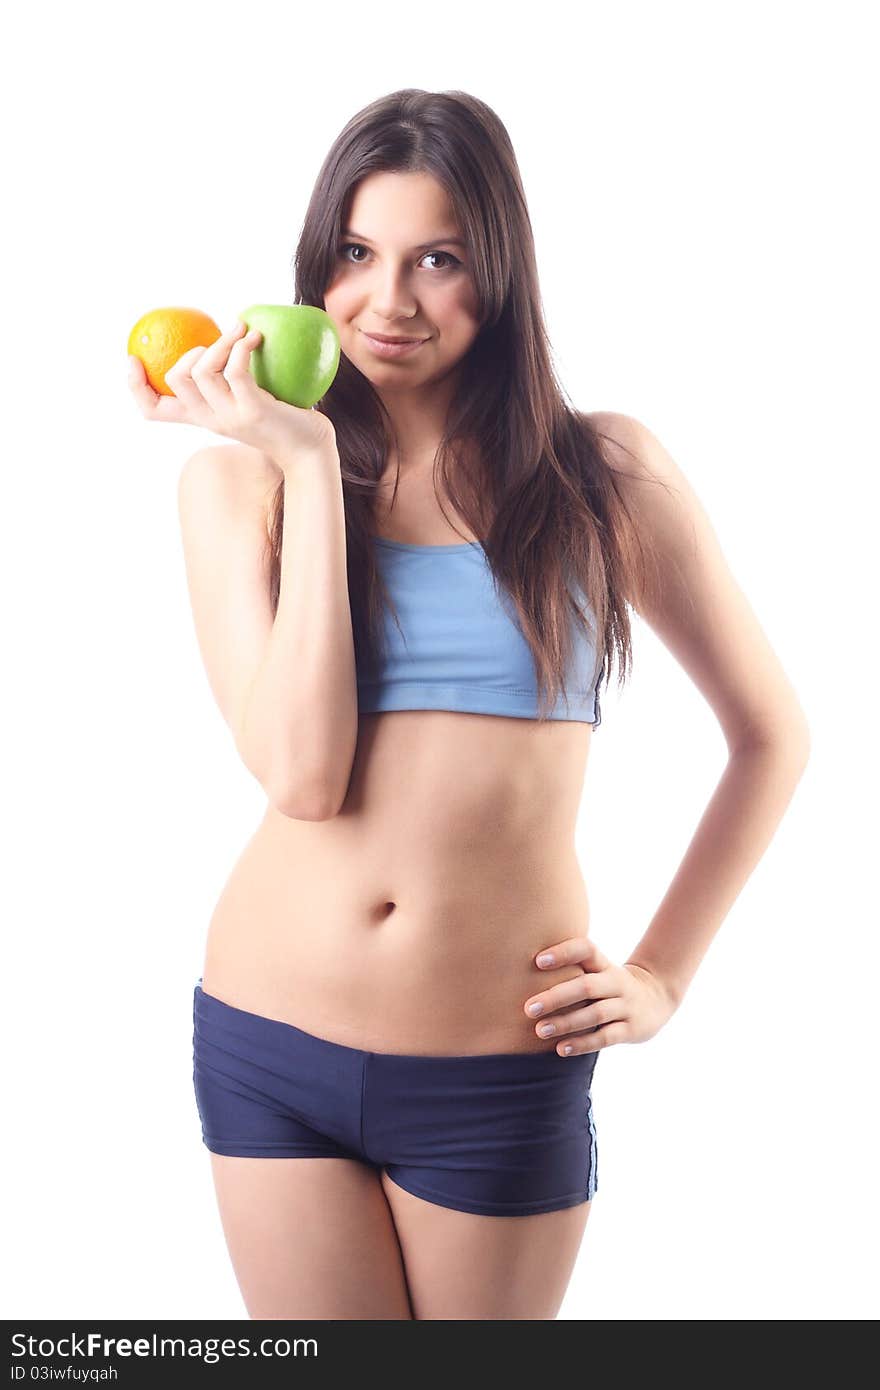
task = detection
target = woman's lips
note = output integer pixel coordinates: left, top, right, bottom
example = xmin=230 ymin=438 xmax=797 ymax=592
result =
xmin=361 ymin=332 xmax=429 ymax=358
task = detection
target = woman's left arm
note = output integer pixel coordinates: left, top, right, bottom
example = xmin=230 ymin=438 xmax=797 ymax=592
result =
xmin=524 ymin=413 xmax=811 ymax=1050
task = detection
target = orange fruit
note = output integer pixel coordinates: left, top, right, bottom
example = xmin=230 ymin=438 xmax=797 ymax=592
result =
xmin=127 ymin=306 xmax=222 ymax=396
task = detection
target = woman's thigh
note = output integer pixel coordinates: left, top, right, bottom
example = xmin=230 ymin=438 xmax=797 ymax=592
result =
xmin=381 ymin=1171 xmax=592 ymax=1319
xmin=209 ymin=1153 xmax=414 ymax=1319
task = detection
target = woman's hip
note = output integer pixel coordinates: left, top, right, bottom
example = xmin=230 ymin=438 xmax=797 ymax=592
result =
xmin=191 ymin=978 xmax=600 ymax=1216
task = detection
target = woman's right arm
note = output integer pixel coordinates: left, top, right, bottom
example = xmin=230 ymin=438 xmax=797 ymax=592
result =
xmin=177 ymin=438 xmax=358 ymax=820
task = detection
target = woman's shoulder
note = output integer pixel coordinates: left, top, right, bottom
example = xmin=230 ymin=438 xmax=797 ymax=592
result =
xmin=178 ymin=443 xmax=283 ymax=538
xmin=583 ymin=411 xmax=652 ymax=474
xmin=584 ymin=410 xmax=690 ymax=496
xmin=196 ymin=441 xmax=281 ymax=484
xmin=181 ymin=441 xmax=281 ymax=497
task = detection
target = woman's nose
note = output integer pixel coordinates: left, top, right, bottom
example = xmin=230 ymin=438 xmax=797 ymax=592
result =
xmin=369 ymin=266 xmax=420 ymax=320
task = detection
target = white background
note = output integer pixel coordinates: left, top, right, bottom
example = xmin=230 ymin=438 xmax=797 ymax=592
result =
xmin=2 ymin=0 xmax=876 ymax=1322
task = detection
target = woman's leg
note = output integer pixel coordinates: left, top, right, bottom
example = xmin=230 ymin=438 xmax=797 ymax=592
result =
xmin=192 ymin=984 xmax=414 ymax=1318
xmin=210 ymin=1154 xmax=414 ymax=1319
xmin=382 ymin=1173 xmax=591 ymax=1320
xmin=362 ymin=1044 xmax=599 ymax=1318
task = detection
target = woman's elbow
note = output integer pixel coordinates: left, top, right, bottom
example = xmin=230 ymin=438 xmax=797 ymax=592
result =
xmin=268 ymin=778 xmax=342 ymax=822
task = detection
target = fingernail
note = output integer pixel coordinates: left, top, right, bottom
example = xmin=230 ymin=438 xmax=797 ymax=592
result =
xmin=538 ymin=1023 xmax=556 ymax=1037
xmin=536 ymin=953 xmax=555 ymax=967
xmin=526 ymin=1002 xmax=544 ymax=1016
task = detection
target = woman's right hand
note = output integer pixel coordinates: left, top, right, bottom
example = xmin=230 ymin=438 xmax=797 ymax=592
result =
xmin=127 ymin=320 xmax=337 ymax=463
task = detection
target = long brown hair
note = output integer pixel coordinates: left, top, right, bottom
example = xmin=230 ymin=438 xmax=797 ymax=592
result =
xmin=267 ymin=88 xmax=664 ymax=724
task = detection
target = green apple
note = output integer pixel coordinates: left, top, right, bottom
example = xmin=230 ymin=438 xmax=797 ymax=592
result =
xmin=238 ymin=304 xmax=340 ymax=408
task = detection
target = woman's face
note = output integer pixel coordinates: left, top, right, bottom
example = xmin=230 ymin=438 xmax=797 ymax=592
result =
xmin=323 ymin=170 xmax=483 ymax=391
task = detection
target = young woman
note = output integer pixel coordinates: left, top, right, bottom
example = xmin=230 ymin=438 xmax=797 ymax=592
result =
xmin=129 ymin=89 xmax=810 ymax=1320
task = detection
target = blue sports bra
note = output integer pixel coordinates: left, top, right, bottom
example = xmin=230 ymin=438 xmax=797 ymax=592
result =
xmin=356 ymin=536 xmax=603 ymax=725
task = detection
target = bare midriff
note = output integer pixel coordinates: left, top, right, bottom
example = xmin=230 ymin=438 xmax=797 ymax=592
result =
xmin=200 ymin=455 xmax=595 ymax=1055
xmin=200 ymin=707 xmax=594 ymax=1055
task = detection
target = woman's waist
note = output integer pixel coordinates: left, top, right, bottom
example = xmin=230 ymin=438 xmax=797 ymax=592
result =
xmin=258 ymin=797 xmax=579 ymax=878
xmin=204 ymin=872 xmax=591 ymax=1053
xmin=216 ymin=815 xmax=587 ymax=928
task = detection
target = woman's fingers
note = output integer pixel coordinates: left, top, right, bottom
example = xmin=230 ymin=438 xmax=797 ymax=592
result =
xmin=128 ymin=320 xmax=267 ymax=438
xmin=127 ymin=353 xmax=188 ymax=423
xmin=225 ymin=328 xmax=263 ymax=404
xmin=165 ymin=325 xmax=240 ymax=409
xmin=555 ymin=1022 xmax=627 ymax=1056
xmin=164 ymin=344 xmax=214 ymax=416
xmin=185 ymin=324 xmax=245 ymax=409
xmin=525 ymin=972 xmax=613 ymax=1019
xmin=168 ymin=323 xmax=262 ymax=418
xmin=534 ymin=999 xmax=612 ymax=1038
xmin=534 ymin=936 xmax=612 ymax=972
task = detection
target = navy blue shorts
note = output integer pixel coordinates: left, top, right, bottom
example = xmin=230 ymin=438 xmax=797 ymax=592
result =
xmin=192 ymin=979 xmax=599 ymax=1218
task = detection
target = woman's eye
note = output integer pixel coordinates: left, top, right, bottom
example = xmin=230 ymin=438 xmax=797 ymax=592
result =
xmin=338 ymin=243 xmax=459 ymax=271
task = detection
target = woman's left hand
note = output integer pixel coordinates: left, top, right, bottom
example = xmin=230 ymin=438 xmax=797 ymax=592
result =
xmin=523 ymin=936 xmax=679 ymax=1055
